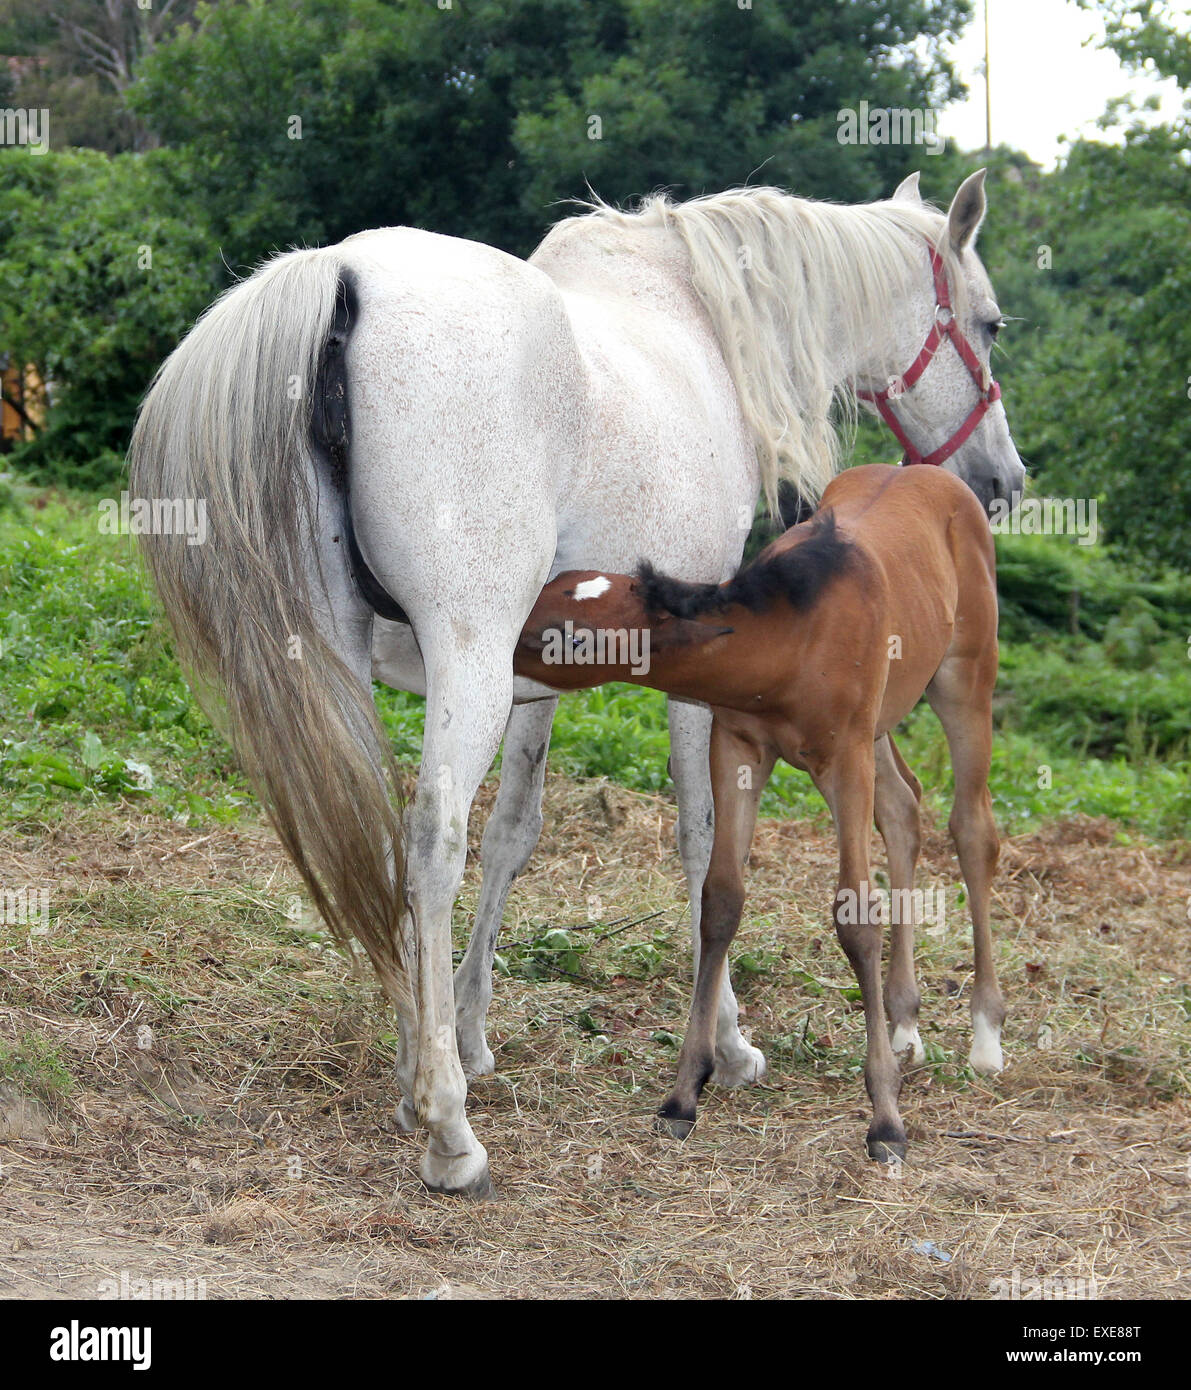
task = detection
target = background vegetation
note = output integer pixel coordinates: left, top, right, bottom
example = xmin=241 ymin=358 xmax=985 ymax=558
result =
xmin=0 ymin=0 xmax=1187 ymax=837
xmin=2 ymin=479 xmax=1187 ymax=839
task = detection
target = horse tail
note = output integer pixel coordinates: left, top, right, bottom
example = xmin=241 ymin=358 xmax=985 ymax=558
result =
xmin=128 ymin=249 xmax=410 ymax=1010
xmin=638 ymin=512 xmax=851 ymax=620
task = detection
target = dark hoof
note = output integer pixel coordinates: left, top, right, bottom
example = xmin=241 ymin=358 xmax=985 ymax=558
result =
xmin=866 ymin=1135 xmax=908 ymax=1165
xmin=654 ymin=1105 xmax=696 ymax=1140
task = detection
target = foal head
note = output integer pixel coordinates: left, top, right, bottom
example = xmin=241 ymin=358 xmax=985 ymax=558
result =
xmin=859 ymin=169 xmax=1026 ymax=515
xmin=516 ymin=572 xmax=728 ymax=689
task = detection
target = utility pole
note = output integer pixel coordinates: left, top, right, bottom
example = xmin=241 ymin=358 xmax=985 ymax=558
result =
xmin=984 ymin=0 xmax=993 ymax=152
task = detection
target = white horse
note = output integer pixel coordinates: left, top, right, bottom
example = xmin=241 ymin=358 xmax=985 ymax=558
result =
xmin=130 ymin=170 xmax=1024 ymax=1196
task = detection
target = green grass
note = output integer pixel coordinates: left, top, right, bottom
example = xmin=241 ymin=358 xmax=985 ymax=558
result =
xmin=2 ymin=480 xmax=1188 ymax=839
xmin=0 ymin=1031 xmax=75 ymax=1106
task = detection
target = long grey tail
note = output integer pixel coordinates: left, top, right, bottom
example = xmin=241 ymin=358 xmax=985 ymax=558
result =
xmin=128 ymin=249 xmax=411 ymax=1010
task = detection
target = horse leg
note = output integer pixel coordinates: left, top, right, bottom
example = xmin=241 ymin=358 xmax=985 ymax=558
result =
xmin=401 ymin=638 xmax=521 ymax=1197
xmin=874 ymin=734 xmax=925 ymax=1066
xmin=927 ymin=660 xmax=1005 ymax=1074
xmin=453 ymin=696 xmax=557 ymax=1078
xmin=658 ymin=719 xmax=776 ymax=1137
xmin=668 ymin=698 xmax=767 ymax=1086
xmin=370 ymin=626 xmax=556 ymax=1091
xmin=887 ymin=732 xmax=922 ymax=801
xmin=815 ymin=739 xmax=906 ymax=1162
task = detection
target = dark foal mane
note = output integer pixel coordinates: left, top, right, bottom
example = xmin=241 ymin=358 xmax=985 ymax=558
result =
xmin=637 ymin=511 xmax=851 ymax=620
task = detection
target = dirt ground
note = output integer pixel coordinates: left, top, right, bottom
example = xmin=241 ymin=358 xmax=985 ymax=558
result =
xmin=0 ymin=776 xmax=1188 ymax=1300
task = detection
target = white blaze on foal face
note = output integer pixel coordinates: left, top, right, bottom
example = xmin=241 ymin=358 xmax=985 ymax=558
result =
xmin=572 ymin=575 xmax=612 ymax=601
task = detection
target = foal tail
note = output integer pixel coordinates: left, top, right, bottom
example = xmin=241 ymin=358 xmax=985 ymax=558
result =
xmin=637 ymin=511 xmax=851 ymax=620
xmin=128 ymin=250 xmax=410 ymax=1010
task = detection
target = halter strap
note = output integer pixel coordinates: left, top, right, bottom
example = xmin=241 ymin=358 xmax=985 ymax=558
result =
xmin=855 ymin=241 xmax=1001 ymax=467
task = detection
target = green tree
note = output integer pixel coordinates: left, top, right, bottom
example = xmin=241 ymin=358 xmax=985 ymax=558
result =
xmin=0 ymin=147 xmax=218 ymax=480
xmin=0 ymin=0 xmax=199 ymax=151
xmin=968 ymin=133 xmax=1190 ymax=567
xmin=130 ymin=0 xmax=971 ymax=270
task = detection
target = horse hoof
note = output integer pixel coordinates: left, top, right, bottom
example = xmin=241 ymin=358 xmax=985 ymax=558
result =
xmin=968 ymin=1019 xmax=1004 ymax=1076
xmin=866 ymin=1125 xmax=907 ymax=1165
xmin=891 ymin=1024 xmax=926 ymax=1068
xmin=458 ymin=1043 xmax=496 ymax=1081
xmin=710 ymin=1043 xmax=767 ymax=1088
xmin=394 ymin=1098 xmax=421 ymax=1134
xmin=654 ymin=1108 xmax=696 ymax=1140
xmin=968 ymin=1047 xmax=1004 ymax=1076
xmin=420 ymin=1148 xmax=494 ymax=1199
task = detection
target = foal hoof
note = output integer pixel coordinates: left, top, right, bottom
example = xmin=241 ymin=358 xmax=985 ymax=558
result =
xmin=654 ymin=1104 xmax=696 ymax=1141
xmin=968 ymin=1018 xmax=1005 ymax=1076
xmin=709 ymin=1043 xmax=767 ymax=1088
xmin=866 ymin=1124 xmax=907 ymax=1166
xmin=891 ymin=1023 xmax=926 ymax=1068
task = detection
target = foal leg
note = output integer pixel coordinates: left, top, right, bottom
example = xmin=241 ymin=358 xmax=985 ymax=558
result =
xmin=874 ymin=735 xmax=925 ymax=1066
xmin=668 ymin=698 xmax=767 ymax=1086
xmin=927 ymin=662 xmax=1006 ymax=1074
xmin=657 ymin=720 xmax=776 ymax=1138
xmin=815 ymin=740 xmax=906 ymax=1162
xmin=454 ymin=697 xmax=557 ymax=1078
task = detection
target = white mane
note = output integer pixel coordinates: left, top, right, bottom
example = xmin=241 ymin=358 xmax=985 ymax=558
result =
xmin=588 ymin=187 xmax=965 ymax=510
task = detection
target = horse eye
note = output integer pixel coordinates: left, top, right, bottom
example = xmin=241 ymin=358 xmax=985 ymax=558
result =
xmin=987 ymin=318 xmax=1005 ymax=339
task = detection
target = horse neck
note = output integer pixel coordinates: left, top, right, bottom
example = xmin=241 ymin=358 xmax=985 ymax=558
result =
xmin=629 ymin=608 xmax=787 ymax=708
xmin=712 ymin=196 xmax=928 ymax=382
xmin=660 ymin=191 xmax=938 ymax=501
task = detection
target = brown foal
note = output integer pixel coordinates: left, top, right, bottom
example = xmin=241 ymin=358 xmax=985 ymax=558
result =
xmin=514 ymin=463 xmax=1006 ymax=1162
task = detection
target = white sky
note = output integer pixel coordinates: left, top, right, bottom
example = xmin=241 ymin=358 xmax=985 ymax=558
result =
xmin=934 ymin=0 xmax=1188 ymax=167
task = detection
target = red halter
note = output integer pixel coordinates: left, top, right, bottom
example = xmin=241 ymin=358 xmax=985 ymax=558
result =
xmin=855 ymin=241 xmax=1001 ymax=467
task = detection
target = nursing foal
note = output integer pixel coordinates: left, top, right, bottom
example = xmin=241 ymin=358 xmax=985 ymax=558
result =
xmin=515 ymin=464 xmax=1005 ymax=1162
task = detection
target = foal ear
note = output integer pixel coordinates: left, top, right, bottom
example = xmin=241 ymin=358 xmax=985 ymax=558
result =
xmin=891 ymin=171 xmax=922 ymax=204
xmin=947 ymin=168 xmax=987 ymax=254
xmin=651 ymin=617 xmax=733 ymax=650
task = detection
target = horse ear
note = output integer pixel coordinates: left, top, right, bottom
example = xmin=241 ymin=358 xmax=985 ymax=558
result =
xmin=650 ymin=617 xmax=733 ymax=650
xmin=947 ymin=168 xmax=987 ymax=254
xmin=891 ymin=171 xmax=921 ymax=204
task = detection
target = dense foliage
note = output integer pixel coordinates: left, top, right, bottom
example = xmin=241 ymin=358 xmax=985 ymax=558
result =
xmin=0 ymin=149 xmax=218 ymax=481
xmin=0 ymin=1 xmax=1186 ymax=565
xmin=1 ymin=484 xmax=1187 ymax=838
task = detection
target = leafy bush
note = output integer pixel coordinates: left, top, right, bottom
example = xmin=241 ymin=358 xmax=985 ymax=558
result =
xmin=0 ymin=147 xmax=218 ymax=484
